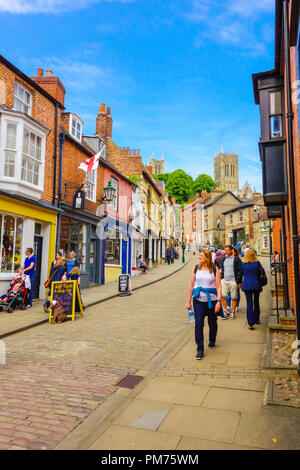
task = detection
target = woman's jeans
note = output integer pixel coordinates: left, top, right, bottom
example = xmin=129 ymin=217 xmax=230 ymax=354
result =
xmin=193 ymin=299 xmax=218 ymax=353
xmin=244 ymin=290 xmax=260 ymax=326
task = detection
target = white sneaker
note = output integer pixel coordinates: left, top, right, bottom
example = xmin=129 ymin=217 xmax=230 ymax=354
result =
xmin=230 ymin=313 xmax=236 ymax=320
xmin=235 ymin=307 xmax=239 ymax=313
xmin=221 ymin=312 xmax=229 ymax=320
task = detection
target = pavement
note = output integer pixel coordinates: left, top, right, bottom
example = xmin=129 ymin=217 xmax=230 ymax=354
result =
xmin=1 ymin=254 xmax=300 ymax=450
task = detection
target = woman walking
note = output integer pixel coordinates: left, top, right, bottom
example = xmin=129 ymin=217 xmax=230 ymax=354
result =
xmin=186 ymin=250 xmax=222 ymax=360
xmin=242 ymin=249 xmax=264 ymax=330
xmin=66 ymin=251 xmax=79 ymax=280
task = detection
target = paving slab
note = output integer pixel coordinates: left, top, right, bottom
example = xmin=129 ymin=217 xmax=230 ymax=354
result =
xmin=226 ymin=351 xmax=262 ymax=369
xmin=114 ymin=399 xmax=173 ymax=431
xmin=89 ymin=425 xmax=181 ymax=450
xmin=194 ymin=376 xmax=266 ymax=392
xmin=159 ymin=405 xmax=240 ymax=444
xmin=201 ymin=387 xmax=264 ymax=413
xmin=136 ymin=377 xmax=210 ymax=406
xmin=235 ymin=407 xmax=300 ymax=450
xmin=176 ymin=436 xmax=262 ymax=450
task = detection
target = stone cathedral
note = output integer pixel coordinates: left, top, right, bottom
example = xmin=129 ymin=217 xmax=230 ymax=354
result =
xmin=214 ymin=149 xmax=239 ymax=192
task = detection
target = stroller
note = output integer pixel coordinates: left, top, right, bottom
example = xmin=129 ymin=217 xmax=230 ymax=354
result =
xmin=0 ymin=273 xmax=30 ymax=313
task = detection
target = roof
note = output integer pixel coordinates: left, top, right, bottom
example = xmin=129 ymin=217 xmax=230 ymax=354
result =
xmin=0 ymin=54 xmax=64 ymax=109
xmin=204 ymin=191 xmax=241 ymax=209
xmin=222 ymin=196 xmax=263 ymax=215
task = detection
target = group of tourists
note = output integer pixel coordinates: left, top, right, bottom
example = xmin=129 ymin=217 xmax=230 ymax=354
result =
xmin=186 ymin=244 xmax=268 ymax=360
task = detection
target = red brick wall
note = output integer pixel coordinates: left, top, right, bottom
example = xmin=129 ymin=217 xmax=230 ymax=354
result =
xmin=0 ymin=62 xmax=60 ymax=205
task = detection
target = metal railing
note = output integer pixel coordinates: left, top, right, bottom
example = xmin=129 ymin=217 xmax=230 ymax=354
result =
xmin=270 ymin=262 xmax=288 ymax=323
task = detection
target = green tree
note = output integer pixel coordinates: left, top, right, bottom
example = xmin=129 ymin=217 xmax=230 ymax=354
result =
xmin=152 ymin=173 xmax=170 ymax=183
xmin=193 ymin=174 xmax=217 ymax=195
xmin=165 ymin=169 xmax=194 ymax=204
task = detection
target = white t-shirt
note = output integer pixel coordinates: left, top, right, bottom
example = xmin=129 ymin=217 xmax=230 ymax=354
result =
xmin=194 ymin=268 xmax=218 ymax=303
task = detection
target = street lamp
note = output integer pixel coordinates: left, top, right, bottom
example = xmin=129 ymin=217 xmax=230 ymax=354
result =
xmin=99 ymin=179 xmax=116 ymax=204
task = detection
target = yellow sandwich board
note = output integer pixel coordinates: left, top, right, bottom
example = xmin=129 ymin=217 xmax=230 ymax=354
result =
xmin=49 ymin=280 xmax=84 ymax=322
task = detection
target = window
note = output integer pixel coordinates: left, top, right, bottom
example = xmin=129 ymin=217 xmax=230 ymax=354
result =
xmin=262 ymin=235 xmax=268 ymax=250
xmin=205 ymin=220 xmax=208 ymax=230
xmin=105 ymin=228 xmax=121 ymax=265
xmin=69 ymin=115 xmax=83 ymax=142
xmin=231 ymin=165 xmax=234 ymax=177
xmin=238 ymin=211 xmax=243 ymax=223
xmin=86 ymin=169 xmax=97 ymax=202
xmin=4 ymin=123 xmax=17 ymax=177
xmin=21 ymin=127 xmax=42 ymax=185
xmin=229 ymin=214 xmax=233 ymax=225
xmin=269 ymin=91 xmax=282 ymax=138
xmin=14 ymin=82 xmax=32 ymax=115
xmin=59 ymin=217 xmax=87 ymax=271
xmin=0 ymin=214 xmax=23 ymax=273
xmin=109 ymin=177 xmax=118 ymax=212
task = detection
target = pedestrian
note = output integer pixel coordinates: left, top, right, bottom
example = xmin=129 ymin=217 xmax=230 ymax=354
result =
xmin=242 ymin=249 xmax=265 ymax=330
xmin=271 ymin=250 xmax=280 ymax=266
xmin=186 ymin=250 xmax=222 ymax=360
xmin=226 ymin=248 xmax=241 ymax=314
xmin=170 ymin=246 xmax=175 ymax=263
xmin=219 ymin=245 xmax=243 ymax=320
xmin=214 ymin=249 xmax=226 ymax=270
xmin=21 ymin=248 xmax=36 ymax=309
xmin=43 ymin=257 xmax=66 ymax=313
xmin=166 ymin=246 xmax=172 ymax=265
xmin=137 ymin=255 xmax=148 ymax=274
xmin=66 ymin=251 xmax=79 ymax=279
xmin=49 ymin=251 xmax=63 ymax=273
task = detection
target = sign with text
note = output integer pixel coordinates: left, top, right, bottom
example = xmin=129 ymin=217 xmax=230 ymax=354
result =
xmin=118 ymin=274 xmax=131 ymax=297
xmin=49 ymin=281 xmax=84 ymax=322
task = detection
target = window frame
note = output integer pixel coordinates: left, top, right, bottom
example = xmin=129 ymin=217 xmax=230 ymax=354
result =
xmin=69 ymin=114 xmax=83 ymax=143
xmin=85 ymin=168 xmax=97 ymax=203
xmin=262 ymin=234 xmax=269 ymax=250
xmin=109 ymin=176 xmax=119 ymax=212
xmin=13 ymin=81 xmax=32 ymax=116
xmin=268 ymin=89 xmax=283 ymax=140
xmin=238 ymin=211 xmax=243 ymax=224
xmin=0 ymin=213 xmax=24 ymax=276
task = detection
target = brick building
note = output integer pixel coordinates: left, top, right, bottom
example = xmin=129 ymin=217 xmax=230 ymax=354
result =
xmin=0 ymin=57 xmax=64 ymax=297
xmin=252 ymin=0 xmax=300 ymax=333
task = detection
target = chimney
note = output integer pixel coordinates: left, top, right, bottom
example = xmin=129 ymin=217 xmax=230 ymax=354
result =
xmin=201 ymin=190 xmax=207 ymax=198
xmin=31 ymin=67 xmax=65 ymax=106
xmin=96 ymin=103 xmax=113 ymax=139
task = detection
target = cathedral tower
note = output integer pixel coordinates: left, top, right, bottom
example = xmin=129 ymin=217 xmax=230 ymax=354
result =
xmin=149 ymin=153 xmax=164 ymax=175
xmin=214 ymin=148 xmax=239 ymax=192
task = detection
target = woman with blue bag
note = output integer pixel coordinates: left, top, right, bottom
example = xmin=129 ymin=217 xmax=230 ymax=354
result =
xmin=186 ymin=250 xmax=223 ymax=360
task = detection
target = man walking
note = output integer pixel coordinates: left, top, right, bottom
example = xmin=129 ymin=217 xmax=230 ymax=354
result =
xmin=219 ymin=245 xmax=242 ymax=320
xmin=21 ymin=247 xmax=36 ymax=308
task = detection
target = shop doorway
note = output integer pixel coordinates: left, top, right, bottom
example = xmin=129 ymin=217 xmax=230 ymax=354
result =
xmin=33 ymin=235 xmax=43 ymax=299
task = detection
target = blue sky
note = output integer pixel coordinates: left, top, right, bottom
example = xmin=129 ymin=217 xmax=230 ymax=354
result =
xmin=0 ymin=0 xmax=275 ymax=191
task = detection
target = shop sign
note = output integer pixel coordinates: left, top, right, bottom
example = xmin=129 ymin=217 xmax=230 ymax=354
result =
xmin=73 ymin=190 xmax=85 ymax=210
xmin=118 ymin=274 xmax=131 ymax=297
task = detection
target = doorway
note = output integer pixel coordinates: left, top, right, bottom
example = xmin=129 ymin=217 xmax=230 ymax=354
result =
xmin=33 ymin=235 xmax=43 ymax=298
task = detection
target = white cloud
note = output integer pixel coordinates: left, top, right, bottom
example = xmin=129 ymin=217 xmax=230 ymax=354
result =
xmin=0 ymin=0 xmax=132 ymax=14
xmin=187 ymin=0 xmax=274 ymax=56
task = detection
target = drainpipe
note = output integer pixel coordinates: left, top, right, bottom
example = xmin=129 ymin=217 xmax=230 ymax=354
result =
xmin=283 ymin=0 xmax=300 ymax=375
xmin=52 ymin=103 xmax=58 ymax=206
xmin=55 ymin=133 xmax=65 ymax=252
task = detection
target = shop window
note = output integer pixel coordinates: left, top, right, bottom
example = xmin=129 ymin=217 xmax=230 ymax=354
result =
xmin=59 ymin=217 xmax=87 ymax=271
xmin=105 ymin=228 xmax=121 ymax=265
xmin=0 ymin=214 xmax=23 ymax=273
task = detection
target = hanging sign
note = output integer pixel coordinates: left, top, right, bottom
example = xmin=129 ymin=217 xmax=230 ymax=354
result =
xmin=73 ymin=190 xmax=85 ymax=210
xmin=49 ymin=280 xmax=84 ymax=322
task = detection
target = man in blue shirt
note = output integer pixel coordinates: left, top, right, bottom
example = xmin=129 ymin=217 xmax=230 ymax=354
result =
xmin=22 ymin=247 xmax=36 ymax=308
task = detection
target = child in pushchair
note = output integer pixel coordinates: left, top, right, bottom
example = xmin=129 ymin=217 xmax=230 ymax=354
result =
xmin=0 ymin=269 xmax=30 ymax=313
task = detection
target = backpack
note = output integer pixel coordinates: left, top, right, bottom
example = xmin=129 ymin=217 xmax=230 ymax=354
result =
xmin=167 ymin=249 xmax=171 ymax=257
xmin=194 ymin=264 xmax=217 ymax=276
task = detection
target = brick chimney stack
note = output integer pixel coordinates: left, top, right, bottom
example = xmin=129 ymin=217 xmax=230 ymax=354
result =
xmin=96 ymin=103 xmax=113 ymax=139
xmin=31 ymin=67 xmax=66 ymax=106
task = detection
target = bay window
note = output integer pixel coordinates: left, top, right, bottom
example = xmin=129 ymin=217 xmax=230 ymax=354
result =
xmin=0 ymin=111 xmax=47 ymax=200
xmin=269 ymin=91 xmax=283 ymax=139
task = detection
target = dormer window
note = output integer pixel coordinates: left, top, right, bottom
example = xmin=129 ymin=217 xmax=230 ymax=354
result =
xmin=14 ymin=82 xmax=32 ymax=115
xmin=269 ymin=91 xmax=282 ymax=138
xmin=69 ymin=114 xmax=83 ymax=142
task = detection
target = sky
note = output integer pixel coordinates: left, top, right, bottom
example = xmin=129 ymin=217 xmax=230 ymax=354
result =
xmin=0 ymin=0 xmax=275 ymax=191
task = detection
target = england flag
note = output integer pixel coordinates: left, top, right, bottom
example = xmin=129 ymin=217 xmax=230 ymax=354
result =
xmin=78 ymin=146 xmax=105 ymax=173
